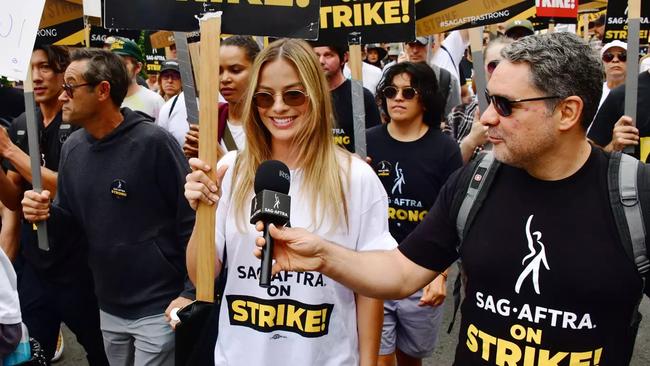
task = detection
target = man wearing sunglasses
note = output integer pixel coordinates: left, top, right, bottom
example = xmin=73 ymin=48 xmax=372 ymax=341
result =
xmin=596 ymin=41 xmax=628 ymax=109
xmin=20 ymin=48 xmax=195 ymax=366
xmin=256 ymin=33 xmax=650 ymax=365
xmin=589 ymin=52 xmax=650 ymax=160
xmin=368 ymin=61 xmax=461 ymax=366
xmin=0 ymin=45 xmax=109 ymax=365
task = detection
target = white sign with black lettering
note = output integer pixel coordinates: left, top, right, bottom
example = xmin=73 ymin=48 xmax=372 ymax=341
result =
xmin=0 ymin=0 xmax=46 ymax=80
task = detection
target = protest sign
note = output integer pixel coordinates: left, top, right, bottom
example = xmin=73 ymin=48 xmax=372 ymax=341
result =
xmin=535 ymin=0 xmax=578 ymax=21
xmin=314 ymin=0 xmax=415 ymax=45
xmin=104 ymin=0 xmax=320 ymax=39
xmin=416 ymin=0 xmax=534 ymax=36
xmin=0 ymin=0 xmax=46 ymax=80
xmin=35 ymin=0 xmax=84 ymax=46
xmin=88 ymin=26 xmax=141 ymax=48
xmin=150 ymin=31 xmax=175 ymax=49
xmin=603 ymin=0 xmax=649 ymax=44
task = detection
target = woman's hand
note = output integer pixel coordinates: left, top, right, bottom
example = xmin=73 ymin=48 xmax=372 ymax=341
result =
xmin=184 ymin=158 xmax=228 ymax=211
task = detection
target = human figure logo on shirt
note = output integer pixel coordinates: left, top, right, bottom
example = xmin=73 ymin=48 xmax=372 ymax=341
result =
xmin=515 ymin=214 xmax=550 ymax=295
xmin=391 ymin=162 xmax=406 ymax=195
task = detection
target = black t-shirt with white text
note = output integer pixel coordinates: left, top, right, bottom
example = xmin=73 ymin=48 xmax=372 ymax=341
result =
xmin=331 ymin=79 xmax=381 ymax=153
xmin=367 ymin=124 xmax=461 ymax=243
xmin=400 ymin=147 xmax=645 ymax=365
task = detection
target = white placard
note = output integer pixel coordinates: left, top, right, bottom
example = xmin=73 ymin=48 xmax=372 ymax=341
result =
xmin=0 ymin=0 xmax=46 ymax=81
xmin=83 ymin=0 xmax=101 ymax=18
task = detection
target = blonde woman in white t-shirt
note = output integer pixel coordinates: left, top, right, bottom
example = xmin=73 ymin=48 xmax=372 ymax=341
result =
xmin=184 ymin=38 xmax=396 ymax=366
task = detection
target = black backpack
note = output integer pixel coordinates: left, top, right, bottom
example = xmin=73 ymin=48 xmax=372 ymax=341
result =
xmin=447 ymin=151 xmax=649 ymax=362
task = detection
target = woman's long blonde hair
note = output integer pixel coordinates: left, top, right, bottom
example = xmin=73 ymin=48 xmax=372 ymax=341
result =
xmin=231 ymin=38 xmax=349 ymax=232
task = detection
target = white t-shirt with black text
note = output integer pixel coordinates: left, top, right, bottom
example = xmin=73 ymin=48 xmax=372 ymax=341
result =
xmin=213 ymin=151 xmax=397 ymax=366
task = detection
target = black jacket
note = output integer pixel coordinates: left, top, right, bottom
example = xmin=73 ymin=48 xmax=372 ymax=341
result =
xmin=50 ymin=108 xmax=195 ymax=319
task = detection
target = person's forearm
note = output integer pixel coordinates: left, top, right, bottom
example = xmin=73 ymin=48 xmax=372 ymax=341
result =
xmin=356 ymin=294 xmax=383 ymax=366
xmin=0 ymin=171 xmax=21 ymax=210
xmin=4 ymin=146 xmax=58 ymax=195
xmin=318 ymin=242 xmax=435 ymax=299
xmin=460 ymin=137 xmax=478 ymax=164
xmin=0 ymin=206 xmax=21 ymax=261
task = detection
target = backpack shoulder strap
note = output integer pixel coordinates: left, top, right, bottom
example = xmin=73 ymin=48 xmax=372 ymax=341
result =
xmin=608 ymin=152 xmax=650 ymax=275
xmin=447 ymin=151 xmax=500 ymax=333
xmin=454 ymin=151 xmax=500 ymax=245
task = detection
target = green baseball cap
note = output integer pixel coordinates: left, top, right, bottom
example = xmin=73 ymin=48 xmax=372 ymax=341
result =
xmin=110 ymin=37 xmax=144 ymax=63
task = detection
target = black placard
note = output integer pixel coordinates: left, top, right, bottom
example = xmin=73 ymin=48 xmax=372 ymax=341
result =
xmin=314 ymin=0 xmax=415 ymax=46
xmin=416 ymin=0 xmax=534 ymax=35
xmin=104 ymin=0 xmax=320 ymax=40
xmin=603 ymin=1 xmax=650 ymax=44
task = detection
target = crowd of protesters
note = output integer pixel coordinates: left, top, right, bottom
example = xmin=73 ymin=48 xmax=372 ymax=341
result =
xmin=0 ymin=16 xmax=649 ymax=366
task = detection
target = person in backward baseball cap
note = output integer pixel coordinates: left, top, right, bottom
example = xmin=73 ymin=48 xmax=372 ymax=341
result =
xmin=505 ymin=19 xmax=534 ymax=40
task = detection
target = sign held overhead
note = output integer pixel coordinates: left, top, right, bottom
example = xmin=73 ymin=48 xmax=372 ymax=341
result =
xmin=104 ymin=0 xmax=320 ymax=39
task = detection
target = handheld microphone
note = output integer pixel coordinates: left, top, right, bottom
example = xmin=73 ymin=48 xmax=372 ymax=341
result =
xmin=250 ymin=160 xmax=291 ymax=287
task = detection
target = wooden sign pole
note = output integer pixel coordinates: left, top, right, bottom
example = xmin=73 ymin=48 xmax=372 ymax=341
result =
xmin=195 ymin=13 xmax=222 ymax=302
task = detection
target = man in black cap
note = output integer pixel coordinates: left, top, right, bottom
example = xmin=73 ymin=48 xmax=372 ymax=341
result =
xmin=394 ymin=37 xmax=460 ymax=117
xmin=365 ymin=44 xmax=387 ymax=69
xmin=158 ymin=59 xmax=182 ymax=102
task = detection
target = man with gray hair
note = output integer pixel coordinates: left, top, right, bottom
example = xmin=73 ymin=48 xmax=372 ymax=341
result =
xmin=252 ymin=33 xmax=649 ymax=365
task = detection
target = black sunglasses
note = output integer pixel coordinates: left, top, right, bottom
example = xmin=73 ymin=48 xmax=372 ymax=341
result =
xmin=62 ymin=82 xmax=94 ymax=99
xmin=252 ymin=90 xmax=308 ymax=108
xmin=485 ymin=89 xmax=561 ymax=117
xmin=602 ymin=51 xmax=627 ymax=63
xmin=382 ymin=86 xmax=418 ymax=100
xmin=487 ymin=60 xmax=499 ymax=74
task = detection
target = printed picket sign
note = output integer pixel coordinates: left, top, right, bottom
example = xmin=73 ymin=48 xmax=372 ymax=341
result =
xmin=416 ymin=0 xmax=534 ymax=36
xmin=313 ymin=0 xmax=415 ymax=46
xmin=603 ymin=0 xmax=649 ymax=44
xmin=104 ymin=0 xmax=320 ymax=40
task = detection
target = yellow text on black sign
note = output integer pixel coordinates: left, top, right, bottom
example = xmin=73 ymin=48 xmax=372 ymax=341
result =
xmin=226 ymin=295 xmax=334 ymax=338
xmin=320 ymin=0 xmax=411 ymax=29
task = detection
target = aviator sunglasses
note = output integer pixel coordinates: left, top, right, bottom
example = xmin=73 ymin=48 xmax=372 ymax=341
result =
xmin=382 ymin=86 xmax=419 ymax=100
xmin=252 ymin=90 xmax=308 ymax=108
xmin=602 ymin=51 xmax=627 ymax=63
xmin=485 ymin=89 xmax=560 ymax=117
